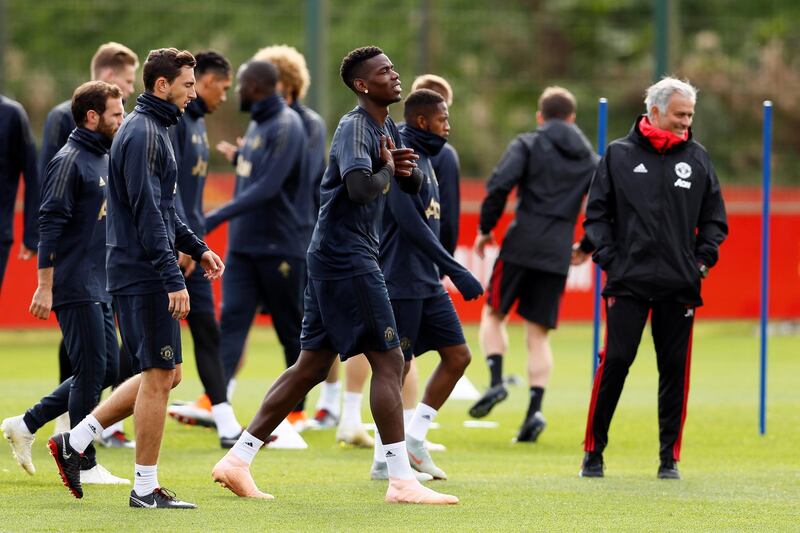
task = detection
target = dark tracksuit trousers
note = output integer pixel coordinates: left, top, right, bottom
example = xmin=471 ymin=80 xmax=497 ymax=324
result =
xmin=219 ymin=252 xmax=305 ymax=409
xmin=24 ymin=302 xmax=120 ymax=468
xmin=584 ymin=296 xmax=695 ymax=462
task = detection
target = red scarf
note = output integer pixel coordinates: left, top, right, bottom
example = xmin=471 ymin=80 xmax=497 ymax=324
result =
xmin=638 ymin=116 xmax=688 ymax=153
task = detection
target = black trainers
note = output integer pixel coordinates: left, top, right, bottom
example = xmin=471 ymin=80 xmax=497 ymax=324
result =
xmin=515 ymin=411 xmax=547 ymax=443
xmin=129 ymin=487 xmax=197 ymax=509
xmin=219 ymin=431 xmax=242 ymax=449
xmin=468 ymin=384 xmax=508 ymax=418
xmin=48 ymin=432 xmax=83 ymax=498
xmin=579 ymin=452 xmax=604 ymax=478
xmin=657 ymin=460 xmax=681 ymax=480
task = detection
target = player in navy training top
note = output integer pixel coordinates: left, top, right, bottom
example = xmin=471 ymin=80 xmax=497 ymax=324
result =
xmin=165 ymin=51 xmax=242 ymax=447
xmin=371 ymin=89 xmax=483 ymax=482
xmin=211 ymin=46 xmax=458 ymax=505
xmin=2 ymin=82 xmax=128 ymax=485
xmin=49 ymin=49 xmax=224 ymax=509
xmin=0 ymin=94 xmax=38 ymax=292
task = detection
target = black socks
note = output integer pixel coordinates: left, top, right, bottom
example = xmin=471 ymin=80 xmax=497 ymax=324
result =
xmin=487 ymin=354 xmax=503 ymax=387
xmin=526 ymin=386 xmax=545 ymax=418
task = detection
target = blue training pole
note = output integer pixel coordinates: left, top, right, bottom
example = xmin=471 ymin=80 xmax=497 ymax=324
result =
xmin=592 ymin=98 xmax=608 ymax=377
xmin=759 ymin=101 xmax=772 ymax=435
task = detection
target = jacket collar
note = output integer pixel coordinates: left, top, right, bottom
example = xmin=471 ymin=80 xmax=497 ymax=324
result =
xmin=69 ymin=126 xmax=111 ymax=155
xmin=400 ymin=124 xmax=447 ymax=157
xmin=251 ymin=93 xmax=285 ymax=123
xmin=185 ymin=96 xmax=208 ymax=119
xmin=631 ymin=114 xmax=692 ymax=154
xmin=135 ymin=92 xmax=182 ymax=127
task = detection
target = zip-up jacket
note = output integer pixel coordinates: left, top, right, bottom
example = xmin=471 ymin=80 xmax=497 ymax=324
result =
xmin=432 ymin=143 xmax=460 ymax=255
xmin=0 ymin=95 xmax=39 ymax=251
xmin=381 ymin=125 xmax=469 ymax=299
xmin=38 ymin=127 xmax=112 ymax=309
xmin=290 ymin=101 xmax=327 ymax=243
xmin=169 ymin=97 xmax=209 ymax=237
xmin=205 ymin=94 xmax=307 ymax=258
xmin=479 ymin=120 xmax=599 ymax=275
xmin=106 ymin=92 xmax=209 ymax=295
xmin=584 ymin=115 xmax=728 ymax=305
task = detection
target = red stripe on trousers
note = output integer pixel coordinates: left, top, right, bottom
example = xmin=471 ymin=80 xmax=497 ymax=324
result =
xmin=672 ymin=322 xmax=694 ymax=461
xmin=490 ymin=259 xmax=504 ymax=310
xmin=583 ymin=315 xmax=609 ymax=452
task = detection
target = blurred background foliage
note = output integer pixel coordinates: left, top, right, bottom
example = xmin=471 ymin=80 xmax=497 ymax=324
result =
xmin=3 ymin=0 xmax=799 ymax=183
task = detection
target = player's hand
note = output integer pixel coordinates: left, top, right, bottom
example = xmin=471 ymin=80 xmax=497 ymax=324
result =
xmin=450 ymin=270 xmax=484 ymax=301
xmin=388 ymin=137 xmax=418 ymax=177
xmin=167 ymin=288 xmax=191 ymax=320
xmin=29 ymin=285 xmax=53 ymax=320
xmin=473 ymin=232 xmax=495 ymax=259
xmin=379 ymin=135 xmax=396 ymax=175
xmin=571 ymin=242 xmax=591 ymax=265
xmin=200 ymin=250 xmax=225 ymax=280
xmin=216 ymin=137 xmax=243 ymax=163
xmin=178 ymin=252 xmax=196 ymax=278
xmin=18 ymin=243 xmax=35 ymax=260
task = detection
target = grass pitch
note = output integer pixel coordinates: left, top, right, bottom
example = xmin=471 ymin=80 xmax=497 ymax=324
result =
xmin=0 ymin=321 xmax=797 ymax=532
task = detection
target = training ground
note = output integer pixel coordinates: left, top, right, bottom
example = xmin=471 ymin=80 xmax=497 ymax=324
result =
xmin=0 ymin=322 xmax=797 ymax=531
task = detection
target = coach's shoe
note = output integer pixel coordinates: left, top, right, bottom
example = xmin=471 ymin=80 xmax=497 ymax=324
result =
xmin=2 ymin=415 xmax=35 ymax=475
xmin=657 ymin=460 xmax=681 ymax=480
xmin=212 ymin=452 xmax=273 ymax=499
xmin=385 ymin=478 xmax=459 ymax=505
xmin=98 ymin=430 xmax=136 ymax=449
xmin=370 ymin=461 xmax=433 ymax=482
xmin=406 ymin=436 xmax=447 ymax=480
xmin=129 ymin=487 xmax=197 ymax=509
xmin=468 ymin=384 xmax=508 ymax=418
xmin=80 ymin=463 xmax=130 ymax=485
xmin=425 ymin=440 xmax=447 ymax=453
xmin=48 ymin=432 xmax=83 ymax=498
xmin=336 ymin=424 xmax=375 ymax=448
xmin=307 ymin=408 xmax=339 ymax=430
xmin=167 ymin=403 xmax=216 ymax=429
xmin=515 ymin=411 xmax=547 ymax=443
xmin=579 ymin=452 xmax=604 ymax=478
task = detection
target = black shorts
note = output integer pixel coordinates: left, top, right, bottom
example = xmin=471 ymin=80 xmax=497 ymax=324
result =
xmin=185 ymin=267 xmax=215 ymax=316
xmin=300 ymin=270 xmax=400 ymax=359
xmin=392 ymin=292 xmax=466 ymax=361
xmin=485 ymin=259 xmax=566 ymax=329
xmin=113 ymin=292 xmax=183 ymax=372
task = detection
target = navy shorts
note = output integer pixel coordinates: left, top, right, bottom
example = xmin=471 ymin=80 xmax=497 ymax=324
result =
xmin=300 ymin=270 xmax=400 ymax=359
xmin=392 ymin=292 xmax=466 ymax=361
xmin=113 ymin=292 xmax=182 ymax=372
xmin=185 ymin=267 xmax=215 ymax=316
xmin=486 ymin=259 xmax=567 ymax=329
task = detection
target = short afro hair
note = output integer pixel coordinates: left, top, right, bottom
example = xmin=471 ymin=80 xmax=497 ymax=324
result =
xmin=254 ymin=45 xmax=310 ymax=100
xmin=403 ymin=89 xmax=445 ymax=125
xmin=340 ymin=46 xmax=383 ymax=93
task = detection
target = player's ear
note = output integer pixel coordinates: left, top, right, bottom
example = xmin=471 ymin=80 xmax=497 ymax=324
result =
xmin=416 ymin=114 xmax=427 ymax=130
xmin=353 ymin=78 xmax=368 ymax=94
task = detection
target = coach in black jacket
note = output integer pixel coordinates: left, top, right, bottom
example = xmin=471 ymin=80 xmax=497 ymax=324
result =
xmin=580 ymin=77 xmax=728 ymax=480
xmin=470 ymin=87 xmax=599 ymax=443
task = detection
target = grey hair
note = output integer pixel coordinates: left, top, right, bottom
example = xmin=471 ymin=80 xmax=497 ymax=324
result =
xmin=645 ymin=77 xmax=697 ymax=120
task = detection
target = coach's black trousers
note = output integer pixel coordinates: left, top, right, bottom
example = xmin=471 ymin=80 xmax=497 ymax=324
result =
xmin=584 ymin=296 xmax=695 ymax=462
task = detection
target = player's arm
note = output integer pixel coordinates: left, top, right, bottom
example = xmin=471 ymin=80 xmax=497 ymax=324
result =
xmin=32 ymin=155 xmax=79 ymax=318
xmin=123 ymin=134 xmax=186 ymax=294
xmin=694 ymin=158 xmax=728 ymax=275
xmin=437 ymin=147 xmax=461 ymax=255
xmin=14 ymin=105 xmax=40 ymax=257
xmin=344 ymin=133 xmax=395 ymax=204
xmin=584 ymin=150 xmax=617 ymax=270
xmin=205 ymin=124 xmax=303 ymax=231
xmin=475 ymin=137 xmax=527 ymax=257
xmin=387 ymin=185 xmax=483 ymax=301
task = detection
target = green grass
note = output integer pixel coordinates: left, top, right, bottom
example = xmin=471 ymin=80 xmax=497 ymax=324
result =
xmin=0 ymin=322 xmax=798 ymax=532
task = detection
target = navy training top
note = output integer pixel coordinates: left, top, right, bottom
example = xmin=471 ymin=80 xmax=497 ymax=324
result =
xmin=38 ymin=127 xmax=112 ymax=309
xmin=0 ymin=95 xmax=39 ymax=251
xmin=205 ymin=94 xmax=307 ymax=258
xmin=381 ymin=125 xmax=469 ymax=299
xmin=307 ymin=106 xmax=402 ymax=280
xmin=106 ymin=92 xmax=209 ymax=295
xmin=430 ymin=142 xmax=460 ymax=255
xmin=39 ymin=100 xmax=75 ymax=184
xmin=169 ymin=96 xmax=210 ymax=238
xmin=290 ymin=101 xmax=327 ymax=243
